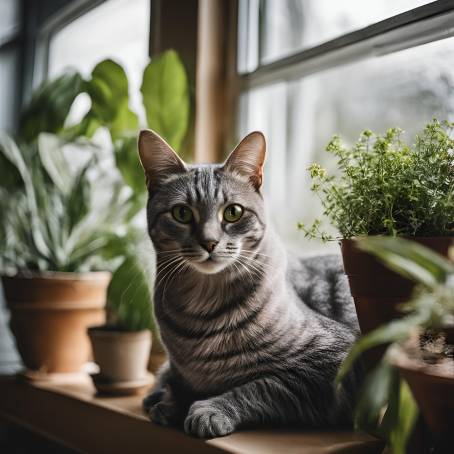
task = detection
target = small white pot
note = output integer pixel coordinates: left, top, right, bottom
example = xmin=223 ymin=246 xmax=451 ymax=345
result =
xmin=88 ymin=327 xmax=152 ymax=382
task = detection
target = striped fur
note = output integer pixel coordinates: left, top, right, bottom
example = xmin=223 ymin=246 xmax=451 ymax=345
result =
xmin=140 ymin=132 xmax=360 ymax=438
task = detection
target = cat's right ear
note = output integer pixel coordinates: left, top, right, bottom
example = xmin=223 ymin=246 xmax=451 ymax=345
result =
xmin=138 ymin=129 xmax=186 ymax=190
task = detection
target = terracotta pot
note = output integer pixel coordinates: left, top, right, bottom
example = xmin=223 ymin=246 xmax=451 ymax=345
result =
xmin=389 ymin=344 xmax=454 ymax=451
xmin=341 ymin=237 xmax=453 ymax=366
xmin=341 ymin=237 xmax=453 ymax=333
xmin=88 ymin=326 xmax=152 ymax=382
xmin=3 ymin=272 xmax=110 ymax=373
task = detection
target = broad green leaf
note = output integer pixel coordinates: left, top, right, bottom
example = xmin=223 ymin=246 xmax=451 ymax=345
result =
xmin=84 ymin=59 xmax=139 ymax=140
xmin=38 ymin=133 xmax=72 ymax=195
xmin=356 ymin=237 xmax=454 ymax=287
xmin=110 ymin=100 xmax=140 ymax=140
xmin=107 ymin=255 xmax=154 ymax=331
xmin=66 ymin=157 xmax=93 ymax=233
xmin=0 ymin=140 xmax=22 ymax=191
xmin=141 ymin=50 xmax=189 ymax=152
xmin=0 ymin=135 xmax=50 ymax=258
xmin=337 ymin=313 xmax=427 ymax=383
xmin=113 ymin=136 xmax=146 ymax=195
xmin=19 ymin=71 xmax=84 ymax=142
xmin=389 ymin=380 xmax=418 ymax=454
xmin=62 ymin=111 xmax=101 ymax=140
xmin=354 ymin=362 xmax=399 ymax=435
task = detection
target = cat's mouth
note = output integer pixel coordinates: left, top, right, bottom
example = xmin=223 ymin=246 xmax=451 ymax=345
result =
xmin=190 ymin=255 xmax=229 ymax=275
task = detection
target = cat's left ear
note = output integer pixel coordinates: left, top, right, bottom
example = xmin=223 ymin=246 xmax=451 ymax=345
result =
xmin=223 ymin=131 xmax=266 ymax=190
xmin=138 ymin=129 xmax=186 ymax=190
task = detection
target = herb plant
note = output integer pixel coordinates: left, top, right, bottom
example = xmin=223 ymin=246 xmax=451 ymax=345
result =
xmin=337 ymin=237 xmax=454 ymax=454
xmin=299 ymin=120 xmax=454 ymax=239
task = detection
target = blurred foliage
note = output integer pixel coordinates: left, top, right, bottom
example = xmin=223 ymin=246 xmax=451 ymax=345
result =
xmin=19 ymin=72 xmax=84 ymax=142
xmin=299 ymin=120 xmax=454 ymax=240
xmin=1 ymin=50 xmax=191 ymax=331
xmin=107 ymin=256 xmax=155 ymax=332
xmin=337 ymin=237 xmax=454 ymax=453
xmin=141 ymin=50 xmax=190 ymax=153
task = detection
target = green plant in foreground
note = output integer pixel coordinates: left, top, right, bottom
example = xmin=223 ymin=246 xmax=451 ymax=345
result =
xmin=337 ymin=237 xmax=454 ymax=453
xmin=299 ymin=121 xmax=454 ymax=240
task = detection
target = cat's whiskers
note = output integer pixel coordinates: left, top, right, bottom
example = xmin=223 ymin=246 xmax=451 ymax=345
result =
xmin=237 ymin=252 xmax=273 ymax=271
xmin=162 ymin=258 xmax=190 ymax=300
xmin=235 ymin=257 xmax=258 ymax=287
xmin=155 ymin=259 xmax=184 ymax=294
xmin=155 ymin=256 xmax=186 ymax=286
xmin=236 ymin=256 xmax=270 ymax=286
xmin=238 ymin=250 xmax=273 ymax=261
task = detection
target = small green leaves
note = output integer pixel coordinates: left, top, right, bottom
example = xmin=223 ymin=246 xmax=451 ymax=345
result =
xmin=141 ymin=50 xmax=190 ymax=153
xmin=305 ymin=120 xmax=454 ymax=239
xmin=297 ymin=220 xmax=333 ymax=242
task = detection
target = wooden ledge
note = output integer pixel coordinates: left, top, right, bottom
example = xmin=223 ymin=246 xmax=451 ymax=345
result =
xmin=0 ymin=376 xmax=383 ymax=453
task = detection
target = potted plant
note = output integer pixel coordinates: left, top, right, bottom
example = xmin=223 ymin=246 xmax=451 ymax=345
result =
xmin=88 ymin=256 xmax=155 ymax=395
xmin=0 ymin=133 xmax=135 ymax=374
xmin=299 ymin=121 xmax=454 ymax=342
xmin=1 ymin=49 xmax=190 ymax=375
xmin=337 ymin=236 xmax=454 ymax=454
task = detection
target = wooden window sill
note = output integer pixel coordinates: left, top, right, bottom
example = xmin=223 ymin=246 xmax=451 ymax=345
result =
xmin=0 ymin=375 xmax=383 ymax=453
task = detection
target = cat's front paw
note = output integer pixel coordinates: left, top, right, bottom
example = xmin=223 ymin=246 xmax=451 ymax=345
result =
xmin=149 ymin=400 xmax=182 ymax=427
xmin=184 ymin=401 xmax=235 ymax=438
xmin=143 ymin=388 xmax=165 ymax=411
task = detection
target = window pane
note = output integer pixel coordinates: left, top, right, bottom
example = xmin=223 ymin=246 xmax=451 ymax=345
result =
xmin=244 ymin=0 xmax=433 ymax=67
xmin=0 ymin=0 xmax=21 ymax=42
xmin=0 ymin=48 xmax=19 ymax=132
xmin=239 ymin=36 xmax=454 ymax=251
xmin=48 ymin=0 xmax=150 ymax=120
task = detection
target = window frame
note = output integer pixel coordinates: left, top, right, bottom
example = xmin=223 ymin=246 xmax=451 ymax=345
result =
xmin=238 ymin=0 xmax=454 ymax=90
xmin=33 ymin=0 xmax=114 ymax=89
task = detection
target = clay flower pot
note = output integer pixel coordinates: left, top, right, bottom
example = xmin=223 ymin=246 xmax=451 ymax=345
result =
xmin=341 ymin=237 xmax=452 ymax=367
xmin=389 ymin=342 xmax=454 ymax=451
xmin=341 ymin=237 xmax=452 ymax=334
xmin=88 ymin=326 xmax=153 ymax=395
xmin=2 ymin=271 xmax=110 ymax=373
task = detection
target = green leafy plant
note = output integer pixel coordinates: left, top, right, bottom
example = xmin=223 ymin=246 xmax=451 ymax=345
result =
xmin=1 ymin=50 xmax=190 ymax=331
xmin=106 ymin=256 xmax=154 ymax=332
xmin=299 ymin=121 xmax=454 ymax=239
xmin=337 ymin=237 xmax=454 ymax=453
xmin=0 ymin=133 xmax=126 ymax=272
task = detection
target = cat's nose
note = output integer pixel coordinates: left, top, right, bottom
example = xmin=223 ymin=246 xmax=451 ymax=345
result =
xmin=201 ymin=241 xmax=218 ymax=253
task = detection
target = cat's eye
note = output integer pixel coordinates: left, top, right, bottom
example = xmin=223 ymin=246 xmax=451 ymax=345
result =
xmin=223 ymin=204 xmax=244 ymax=223
xmin=172 ymin=205 xmax=193 ymax=224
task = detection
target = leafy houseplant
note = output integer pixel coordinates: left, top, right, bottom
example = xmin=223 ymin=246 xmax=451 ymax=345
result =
xmin=337 ymin=237 xmax=454 ymax=454
xmin=299 ymin=121 xmax=454 ymax=352
xmin=0 ymin=134 xmax=123 ymax=373
xmin=88 ymin=257 xmax=154 ymax=395
xmin=1 ymin=50 xmax=190 ymax=374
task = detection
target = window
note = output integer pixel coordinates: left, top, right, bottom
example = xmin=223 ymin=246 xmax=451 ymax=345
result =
xmin=0 ymin=0 xmax=21 ymax=132
xmin=47 ymin=0 xmax=150 ymax=120
xmin=237 ymin=0 xmax=454 ymax=251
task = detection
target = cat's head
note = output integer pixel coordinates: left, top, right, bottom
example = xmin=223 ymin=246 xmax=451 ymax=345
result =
xmin=138 ymin=130 xmax=266 ymax=275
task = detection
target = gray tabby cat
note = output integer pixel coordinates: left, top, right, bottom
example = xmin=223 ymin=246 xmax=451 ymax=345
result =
xmin=138 ymin=129 xmax=361 ymax=439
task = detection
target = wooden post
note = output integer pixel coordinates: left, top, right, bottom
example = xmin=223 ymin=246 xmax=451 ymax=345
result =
xmin=194 ymin=0 xmax=238 ymax=163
